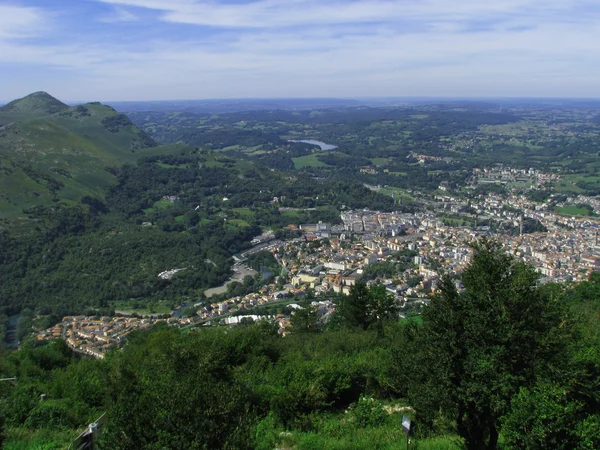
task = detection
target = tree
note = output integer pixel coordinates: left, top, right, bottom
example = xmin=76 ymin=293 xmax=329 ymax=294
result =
xmin=336 ymin=281 xmax=374 ymax=330
xmin=501 ymin=274 xmax=600 ymax=449
xmin=408 ymin=240 xmax=570 ymax=450
xmin=290 ymin=303 xmax=319 ymax=333
xmin=369 ymin=285 xmax=398 ymax=337
xmin=335 ymin=282 xmax=398 ymax=335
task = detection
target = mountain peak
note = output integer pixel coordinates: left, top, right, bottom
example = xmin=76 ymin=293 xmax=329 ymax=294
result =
xmin=1 ymin=91 xmax=69 ymax=115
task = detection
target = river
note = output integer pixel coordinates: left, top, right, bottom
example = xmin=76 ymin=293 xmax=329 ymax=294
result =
xmin=287 ymin=139 xmax=337 ymax=151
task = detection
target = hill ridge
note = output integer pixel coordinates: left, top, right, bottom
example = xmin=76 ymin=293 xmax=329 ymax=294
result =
xmin=0 ymin=91 xmax=69 ymax=116
xmin=0 ymin=93 xmax=180 ymax=218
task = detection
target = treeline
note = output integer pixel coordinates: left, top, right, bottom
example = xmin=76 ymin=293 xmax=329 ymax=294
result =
xmin=1 ymin=242 xmax=599 ymax=449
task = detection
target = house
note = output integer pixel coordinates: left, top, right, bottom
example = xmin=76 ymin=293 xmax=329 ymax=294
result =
xmin=271 ymin=290 xmax=289 ymax=300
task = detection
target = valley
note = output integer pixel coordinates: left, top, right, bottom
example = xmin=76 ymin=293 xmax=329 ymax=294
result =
xmin=2 ymin=92 xmax=600 ymax=449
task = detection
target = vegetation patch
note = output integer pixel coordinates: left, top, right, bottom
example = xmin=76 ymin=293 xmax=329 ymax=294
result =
xmin=292 ymin=154 xmax=329 ymax=169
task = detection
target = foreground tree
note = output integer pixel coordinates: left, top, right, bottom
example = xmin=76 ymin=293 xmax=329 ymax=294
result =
xmin=408 ymin=240 xmax=571 ymax=450
xmin=290 ymin=301 xmax=319 ymax=333
xmin=335 ymin=282 xmax=398 ymax=336
xmin=501 ymin=274 xmax=600 ymax=449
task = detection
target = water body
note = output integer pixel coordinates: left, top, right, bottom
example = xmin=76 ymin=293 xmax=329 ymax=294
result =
xmin=6 ymin=314 xmax=20 ymax=348
xmin=288 ymin=140 xmax=338 ymax=151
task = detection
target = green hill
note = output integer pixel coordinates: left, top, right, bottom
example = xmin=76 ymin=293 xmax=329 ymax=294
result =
xmin=0 ymin=92 xmax=180 ymax=218
xmin=0 ymin=91 xmax=69 ymax=122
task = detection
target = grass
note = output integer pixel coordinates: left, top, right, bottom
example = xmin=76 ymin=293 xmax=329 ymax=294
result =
xmin=228 ymin=218 xmax=251 ymax=227
xmin=114 ymin=299 xmax=173 ymax=316
xmin=0 ymin=102 xmax=189 ymax=219
xmin=403 ymin=315 xmax=423 ymax=325
xmin=378 ymin=187 xmax=416 ymax=204
xmin=555 ymin=206 xmax=592 ymax=216
xmin=232 ymin=207 xmax=255 ymax=217
xmin=554 ymin=181 xmax=584 ymax=194
xmin=293 ymin=154 xmax=328 ymax=169
xmin=370 ymin=158 xmax=389 ymax=167
xmin=158 ymin=163 xmax=189 ymax=169
xmin=440 ymin=217 xmax=472 ymax=227
xmin=143 ymin=198 xmax=175 ymax=214
xmin=254 ymin=406 xmax=462 ymax=450
xmin=282 ymin=210 xmax=302 ymax=217
xmin=4 ymin=427 xmax=77 ymax=450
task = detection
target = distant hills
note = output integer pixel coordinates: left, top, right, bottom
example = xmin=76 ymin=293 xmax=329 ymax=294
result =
xmin=0 ymin=92 xmax=181 ymax=218
xmin=109 ymin=98 xmax=364 ymax=114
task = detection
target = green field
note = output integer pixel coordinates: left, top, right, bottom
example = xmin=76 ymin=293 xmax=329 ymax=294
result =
xmin=292 ymin=154 xmax=328 ymax=169
xmin=369 ymin=157 xmax=389 ymax=167
xmin=144 ymin=199 xmax=175 ymax=214
xmin=114 ymin=299 xmax=173 ymax=316
xmin=440 ymin=217 xmax=472 ymax=227
xmin=556 ymin=206 xmax=592 ymax=216
xmin=378 ymin=187 xmax=415 ymax=204
xmin=228 ymin=218 xmax=250 ymax=227
xmin=232 ymin=207 xmax=255 ymax=217
xmin=554 ymin=181 xmax=585 ymax=194
xmin=158 ymin=162 xmax=189 ymax=169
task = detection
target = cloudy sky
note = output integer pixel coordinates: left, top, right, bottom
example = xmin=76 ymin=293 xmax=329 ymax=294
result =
xmin=1 ymin=0 xmax=599 ymax=102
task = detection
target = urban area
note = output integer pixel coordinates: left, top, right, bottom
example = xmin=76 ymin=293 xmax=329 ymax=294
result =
xmin=37 ymin=166 xmax=600 ymax=358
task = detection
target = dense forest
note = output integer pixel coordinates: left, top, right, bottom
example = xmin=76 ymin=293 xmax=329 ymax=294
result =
xmin=0 ymin=153 xmax=399 ymax=333
xmin=1 ymin=242 xmax=599 ymax=449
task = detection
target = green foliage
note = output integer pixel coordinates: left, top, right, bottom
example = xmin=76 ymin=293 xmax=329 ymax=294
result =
xmin=290 ymin=303 xmax=320 ymax=333
xmin=246 ymin=250 xmax=280 ymax=273
xmin=102 ymin=327 xmax=257 ymax=449
xmin=362 ymin=261 xmax=406 ymax=280
xmin=101 ymin=114 xmax=134 ymax=133
xmin=0 ymin=94 xmax=169 ymax=218
xmin=335 ymin=282 xmax=398 ymax=336
xmin=348 ymin=396 xmax=388 ymax=428
xmin=502 ymin=383 xmax=600 ymax=449
xmin=406 ymin=240 xmax=572 ymax=449
xmin=0 ymin=264 xmax=598 ymax=450
xmin=499 ymin=274 xmax=600 ymax=449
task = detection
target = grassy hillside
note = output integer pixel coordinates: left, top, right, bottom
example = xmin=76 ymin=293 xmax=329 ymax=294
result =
xmin=0 ymin=91 xmax=69 ymax=123
xmin=0 ymin=92 xmax=182 ymax=218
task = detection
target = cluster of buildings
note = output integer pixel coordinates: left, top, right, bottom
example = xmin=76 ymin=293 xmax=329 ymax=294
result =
xmin=340 ymin=210 xmax=420 ymax=235
xmin=432 ymin=191 xmax=600 ymax=283
xmin=472 ymin=167 xmax=561 ymax=188
xmin=36 ymin=315 xmax=195 ymax=358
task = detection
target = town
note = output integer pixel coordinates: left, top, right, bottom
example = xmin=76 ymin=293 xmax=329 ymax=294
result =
xmin=38 ymin=167 xmax=600 ymax=358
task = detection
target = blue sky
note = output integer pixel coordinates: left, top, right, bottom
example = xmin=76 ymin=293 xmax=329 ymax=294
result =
xmin=1 ymin=0 xmax=599 ymax=102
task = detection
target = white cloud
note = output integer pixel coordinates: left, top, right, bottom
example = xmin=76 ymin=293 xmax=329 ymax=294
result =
xmin=2 ymin=0 xmax=600 ymax=100
xmin=92 ymin=0 xmax=600 ymax=28
xmin=0 ymin=4 xmax=46 ymax=38
xmin=99 ymin=7 xmax=139 ymax=23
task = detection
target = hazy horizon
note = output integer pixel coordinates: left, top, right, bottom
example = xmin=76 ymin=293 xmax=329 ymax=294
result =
xmin=4 ymin=94 xmax=600 ymax=107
